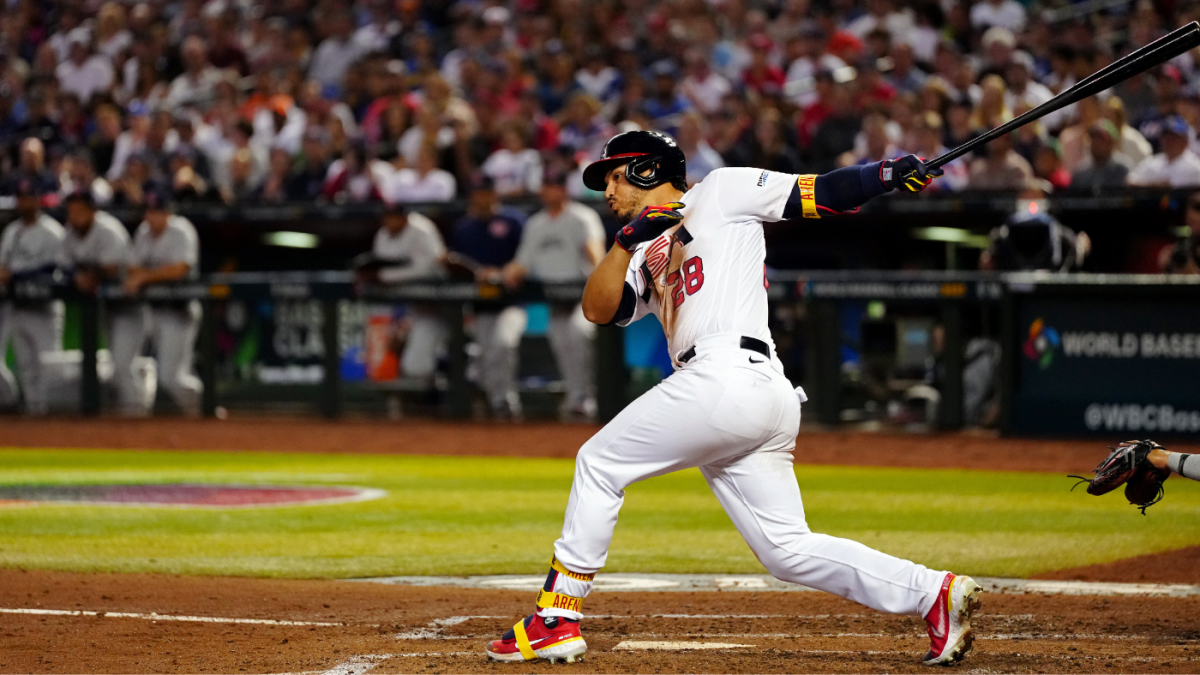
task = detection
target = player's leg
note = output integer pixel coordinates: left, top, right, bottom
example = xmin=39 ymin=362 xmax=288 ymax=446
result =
xmin=546 ymin=304 xmax=595 ymax=417
xmin=486 ymin=364 xmax=762 ymax=662
xmin=10 ymin=307 xmax=56 ymax=415
xmin=0 ymin=303 xmax=19 ymax=409
xmin=399 ymin=307 xmax=444 ymax=380
xmin=106 ymin=307 xmax=148 ymax=416
xmin=700 ymin=386 xmax=980 ymax=664
xmin=150 ymin=307 xmax=202 ymax=416
xmin=477 ymin=306 xmax=525 ymax=416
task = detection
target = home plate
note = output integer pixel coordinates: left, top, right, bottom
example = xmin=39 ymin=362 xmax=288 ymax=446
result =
xmin=613 ymin=641 xmax=756 ymax=651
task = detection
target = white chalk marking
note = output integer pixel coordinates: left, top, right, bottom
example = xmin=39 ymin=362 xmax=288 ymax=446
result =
xmin=393 ymin=615 xmax=505 ymax=640
xmin=613 ymin=640 xmax=756 ymax=651
xmin=0 ymin=606 xmax=344 ymax=626
xmin=319 ymin=654 xmax=388 ymax=675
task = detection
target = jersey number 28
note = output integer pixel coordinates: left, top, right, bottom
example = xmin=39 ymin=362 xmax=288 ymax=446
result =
xmin=666 ymin=256 xmax=705 ymax=309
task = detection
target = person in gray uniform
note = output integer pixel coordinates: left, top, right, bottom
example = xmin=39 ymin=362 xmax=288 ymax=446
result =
xmin=123 ymin=185 xmax=203 ymax=416
xmin=0 ymin=174 xmax=65 ymax=414
xmin=58 ymin=191 xmax=136 ymax=413
xmin=503 ymin=168 xmax=606 ymax=419
xmin=357 ymin=203 xmax=448 ymax=382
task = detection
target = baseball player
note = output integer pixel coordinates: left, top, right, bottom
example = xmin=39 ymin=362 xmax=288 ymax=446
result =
xmin=486 ymin=131 xmax=981 ymax=666
xmin=502 ymin=169 xmax=607 ymax=419
xmin=58 ymin=191 xmax=137 ymax=414
xmin=359 ymin=203 xmax=448 ymax=381
xmin=0 ymin=174 xmax=65 ymax=414
xmin=121 ymin=185 xmax=203 ymax=416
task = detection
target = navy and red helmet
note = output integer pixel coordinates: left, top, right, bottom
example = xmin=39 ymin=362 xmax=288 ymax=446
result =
xmin=582 ymin=130 xmax=687 ymax=192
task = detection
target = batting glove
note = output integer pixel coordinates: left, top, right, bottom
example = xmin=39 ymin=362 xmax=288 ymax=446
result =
xmin=614 ymin=201 xmax=685 ymax=252
xmin=881 ymin=155 xmax=943 ymax=193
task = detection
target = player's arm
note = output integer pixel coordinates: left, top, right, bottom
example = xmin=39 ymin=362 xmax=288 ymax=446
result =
xmin=582 ymin=203 xmax=683 ymax=325
xmin=581 ymin=245 xmax=633 ymax=324
xmin=782 ymin=155 xmax=942 ymax=219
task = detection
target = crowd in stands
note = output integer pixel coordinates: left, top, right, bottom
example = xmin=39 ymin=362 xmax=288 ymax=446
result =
xmin=9 ymin=0 xmax=1200 ymax=211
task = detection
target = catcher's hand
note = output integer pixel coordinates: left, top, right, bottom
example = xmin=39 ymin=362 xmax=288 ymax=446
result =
xmin=1070 ymin=439 xmax=1170 ymax=514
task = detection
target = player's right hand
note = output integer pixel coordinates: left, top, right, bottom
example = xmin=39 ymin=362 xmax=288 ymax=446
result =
xmin=881 ymin=155 xmax=943 ymax=193
xmin=614 ymin=202 xmax=685 ymax=252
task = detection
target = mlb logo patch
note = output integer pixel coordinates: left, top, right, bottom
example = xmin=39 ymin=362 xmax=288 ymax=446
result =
xmin=882 ymin=167 xmax=893 ymax=183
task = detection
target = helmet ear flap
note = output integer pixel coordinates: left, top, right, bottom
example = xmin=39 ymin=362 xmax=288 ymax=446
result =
xmin=624 ymin=156 xmax=661 ymax=190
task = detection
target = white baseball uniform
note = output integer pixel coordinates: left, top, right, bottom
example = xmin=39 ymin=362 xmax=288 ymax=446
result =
xmin=127 ymin=214 xmax=203 ymax=416
xmin=545 ymin=167 xmax=946 ymax=620
xmin=59 ymin=210 xmax=138 ymax=414
xmin=0 ymin=213 xmax=65 ymax=414
xmin=372 ymin=211 xmax=447 ymax=380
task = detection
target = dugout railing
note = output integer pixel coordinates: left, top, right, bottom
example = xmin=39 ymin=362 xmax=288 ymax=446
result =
xmin=5 ymin=271 xmax=1200 ymax=436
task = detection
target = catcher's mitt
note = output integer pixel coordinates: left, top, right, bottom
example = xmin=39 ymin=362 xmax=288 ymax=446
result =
xmin=1070 ymin=440 xmax=1170 ymax=514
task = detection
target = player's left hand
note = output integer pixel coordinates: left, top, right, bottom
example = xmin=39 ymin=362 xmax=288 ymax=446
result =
xmin=614 ymin=202 xmax=685 ymax=252
xmin=882 ymin=155 xmax=943 ymax=193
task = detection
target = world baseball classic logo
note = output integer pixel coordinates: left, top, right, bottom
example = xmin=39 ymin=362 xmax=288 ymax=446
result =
xmin=1023 ymin=318 xmax=1061 ymax=369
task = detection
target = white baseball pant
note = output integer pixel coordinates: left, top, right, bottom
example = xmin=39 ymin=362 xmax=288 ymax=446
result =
xmin=473 ymin=306 xmax=527 ymax=412
xmin=400 ymin=306 xmax=445 ymax=380
xmin=0 ymin=302 xmax=61 ymax=414
xmin=548 ymin=334 xmax=946 ymax=619
xmin=107 ymin=305 xmax=148 ymax=416
xmin=146 ymin=303 xmax=203 ymax=416
xmin=547 ymin=304 xmax=595 ymax=413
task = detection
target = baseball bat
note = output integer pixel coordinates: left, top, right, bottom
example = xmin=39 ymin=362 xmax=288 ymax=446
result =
xmin=926 ymin=21 xmax=1200 ymax=170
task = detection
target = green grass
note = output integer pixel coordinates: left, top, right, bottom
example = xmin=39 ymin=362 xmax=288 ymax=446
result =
xmin=0 ymin=448 xmax=1198 ymax=579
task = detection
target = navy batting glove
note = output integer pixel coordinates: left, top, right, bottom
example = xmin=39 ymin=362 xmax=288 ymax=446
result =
xmin=881 ymin=155 xmax=943 ymax=193
xmin=614 ymin=201 xmax=685 ymax=252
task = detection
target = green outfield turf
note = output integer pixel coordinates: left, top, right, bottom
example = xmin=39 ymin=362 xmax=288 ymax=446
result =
xmin=1 ymin=448 xmax=1198 ymax=580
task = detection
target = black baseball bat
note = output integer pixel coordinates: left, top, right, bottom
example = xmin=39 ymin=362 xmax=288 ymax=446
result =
xmin=926 ymin=22 xmax=1200 ymax=170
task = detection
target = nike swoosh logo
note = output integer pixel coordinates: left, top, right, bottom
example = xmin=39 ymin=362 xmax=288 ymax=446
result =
xmin=931 ymin=609 xmax=947 ymax=639
xmin=749 ymin=357 xmax=764 ymax=364
xmin=529 ymin=637 xmax=553 ymax=646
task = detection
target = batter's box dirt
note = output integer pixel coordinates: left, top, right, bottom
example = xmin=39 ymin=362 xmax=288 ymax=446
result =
xmin=1 ymin=569 xmax=1198 ymax=674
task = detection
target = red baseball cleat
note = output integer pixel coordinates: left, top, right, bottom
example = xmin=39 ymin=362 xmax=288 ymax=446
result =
xmin=923 ymin=573 xmax=982 ymax=666
xmin=485 ymin=613 xmax=587 ymax=663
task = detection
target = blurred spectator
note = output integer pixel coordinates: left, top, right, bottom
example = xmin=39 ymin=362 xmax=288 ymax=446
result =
xmin=1004 ymin=52 xmax=1053 ymax=118
xmin=55 ymin=33 xmax=114 ymax=105
xmin=968 ymin=133 xmax=1033 ymax=189
xmin=449 ymin=174 xmax=526 ymax=419
xmin=323 ymin=144 xmax=379 ymax=204
xmin=503 ymin=169 xmax=605 ymax=419
xmin=742 ymin=34 xmax=785 ymax=98
xmin=1160 ymin=190 xmax=1200 ymax=274
xmin=309 ymin=10 xmax=367 ymax=91
xmin=784 ymin=27 xmax=845 ymax=109
xmin=1059 ymin=96 xmax=1105 ymax=175
xmin=1031 ymin=140 xmax=1071 ymax=192
xmin=677 ymin=112 xmax=725 ymax=185
xmin=911 ymin=111 xmax=967 ymax=191
xmin=399 ymin=103 xmax=455 ymax=166
xmin=1070 ymin=120 xmax=1131 ymax=194
xmin=1104 ymin=96 xmax=1153 ymax=166
xmin=839 ymin=112 xmax=901 ymax=167
xmin=255 ymin=148 xmax=296 ymax=204
xmin=482 ymin=122 xmax=543 ymax=197
xmin=1129 ymin=115 xmax=1200 ymax=187
xmin=576 ymin=46 xmax=622 ymax=111
xmin=886 ymin=43 xmax=927 ymax=95
xmin=374 ymin=143 xmax=457 ymax=204
xmin=680 ymin=48 xmax=732 ymax=115
xmin=971 ymin=0 xmax=1026 ymax=32
xmin=644 ymin=61 xmax=692 ymax=134
xmin=535 ymin=42 xmax=580 ymax=117
xmin=846 ymin=0 xmax=914 ymax=42
xmin=558 ymin=93 xmax=613 ymax=161
xmin=808 ymin=81 xmax=862 ymax=172
xmin=58 ymin=150 xmax=114 ymax=206
xmin=165 ymin=36 xmax=223 ymax=110
xmin=16 ymin=138 xmax=59 ymax=195
xmin=970 ymin=75 xmax=1011 ymax=131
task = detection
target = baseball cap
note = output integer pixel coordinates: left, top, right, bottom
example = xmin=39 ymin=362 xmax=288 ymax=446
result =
xmin=543 ymin=166 xmax=569 ymax=187
xmin=143 ymin=182 xmax=174 ymax=211
xmin=1088 ymin=119 xmax=1119 ymax=140
xmin=1163 ymin=114 xmax=1191 ymax=137
xmin=64 ymin=189 xmax=96 ymax=208
xmin=5 ymin=172 xmax=43 ymax=197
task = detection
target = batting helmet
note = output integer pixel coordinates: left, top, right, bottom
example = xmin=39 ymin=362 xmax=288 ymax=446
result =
xmin=582 ymin=130 xmax=687 ymax=191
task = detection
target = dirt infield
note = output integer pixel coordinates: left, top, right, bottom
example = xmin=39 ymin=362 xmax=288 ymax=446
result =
xmin=5 ymin=416 xmax=1198 ymax=474
xmin=1 ymin=568 xmax=1198 ymax=674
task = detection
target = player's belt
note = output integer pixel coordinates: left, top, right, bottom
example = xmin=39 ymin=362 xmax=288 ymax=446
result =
xmin=678 ymin=336 xmax=770 ymax=364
